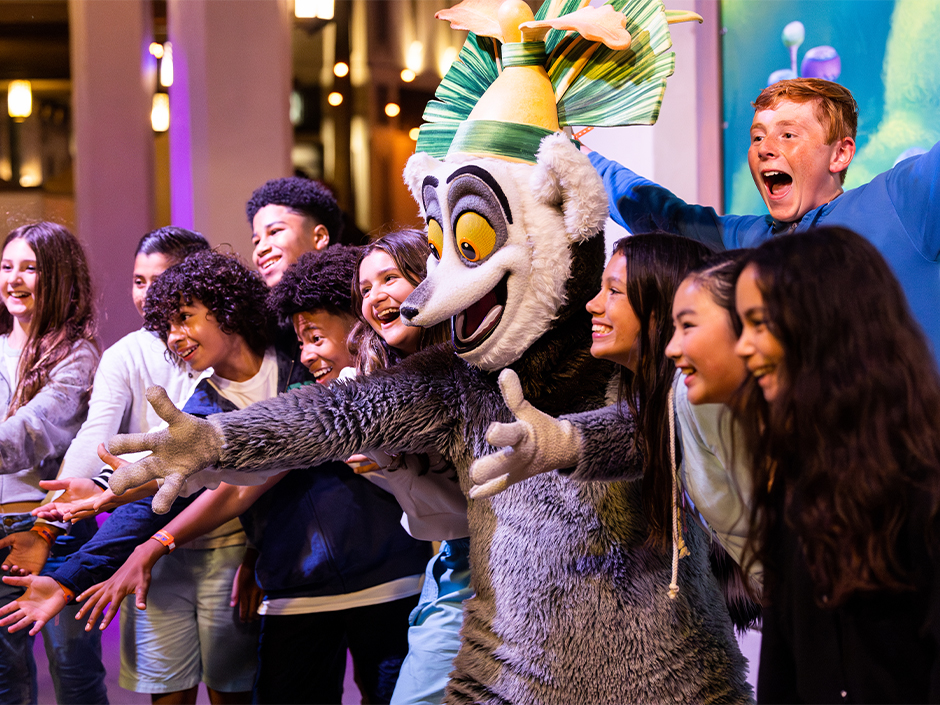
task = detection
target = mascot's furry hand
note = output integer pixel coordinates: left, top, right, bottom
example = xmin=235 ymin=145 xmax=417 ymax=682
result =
xmin=469 ymin=369 xmax=581 ymax=499
xmin=106 ymin=386 xmax=224 ymax=514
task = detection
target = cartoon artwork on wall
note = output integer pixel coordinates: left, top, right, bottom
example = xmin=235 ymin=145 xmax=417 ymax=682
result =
xmin=722 ymin=0 xmax=940 ymax=215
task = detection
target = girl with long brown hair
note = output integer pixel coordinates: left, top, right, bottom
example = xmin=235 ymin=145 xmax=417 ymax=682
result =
xmin=733 ymin=226 xmax=940 ymax=702
xmin=0 ymin=221 xmax=101 ymax=703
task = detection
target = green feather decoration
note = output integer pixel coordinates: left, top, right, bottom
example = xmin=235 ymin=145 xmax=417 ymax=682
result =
xmin=418 ymin=0 xmax=680 ymax=158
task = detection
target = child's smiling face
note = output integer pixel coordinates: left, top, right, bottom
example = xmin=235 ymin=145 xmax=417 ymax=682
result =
xmin=666 ymin=277 xmax=747 ymax=405
xmin=167 ymin=300 xmax=243 ymax=377
xmin=358 ymin=250 xmax=422 ymax=355
xmin=735 ymin=264 xmax=786 ymax=402
xmin=292 ymin=309 xmax=356 ymax=384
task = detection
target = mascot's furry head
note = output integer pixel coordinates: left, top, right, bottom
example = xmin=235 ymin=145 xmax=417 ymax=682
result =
xmin=403 ymin=136 xmax=607 ymax=370
xmin=399 ymin=0 xmax=701 ymax=371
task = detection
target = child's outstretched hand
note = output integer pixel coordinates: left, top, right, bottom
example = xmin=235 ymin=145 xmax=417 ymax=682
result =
xmin=32 ymin=477 xmax=103 ymax=522
xmin=0 ymin=575 xmax=69 ymax=635
xmin=468 ymin=369 xmax=582 ymax=499
xmin=107 ymin=386 xmax=224 ymax=514
xmin=76 ymin=537 xmax=166 ymax=631
xmin=0 ymin=530 xmax=54 ymax=576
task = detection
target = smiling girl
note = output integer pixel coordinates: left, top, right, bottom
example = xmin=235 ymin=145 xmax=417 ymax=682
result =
xmin=665 ymin=253 xmax=757 ymax=576
xmin=0 ymin=222 xmax=101 ymax=704
xmin=351 ymin=229 xmax=450 ymax=373
xmin=472 ymin=232 xmax=753 ymax=699
xmin=731 ymin=226 xmax=940 ymax=702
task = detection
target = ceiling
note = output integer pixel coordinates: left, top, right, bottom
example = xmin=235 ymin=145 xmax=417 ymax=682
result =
xmin=0 ymin=1 xmax=70 ymax=81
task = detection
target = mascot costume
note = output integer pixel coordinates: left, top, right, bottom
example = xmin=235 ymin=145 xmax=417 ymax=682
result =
xmin=110 ymin=1 xmax=752 ymax=702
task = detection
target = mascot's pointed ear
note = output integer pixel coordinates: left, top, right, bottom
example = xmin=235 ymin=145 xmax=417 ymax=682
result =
xmin=404 ymin=152 xmax=443 ymax=214
xmin=530 ymin=133 xmax=608 ymax=244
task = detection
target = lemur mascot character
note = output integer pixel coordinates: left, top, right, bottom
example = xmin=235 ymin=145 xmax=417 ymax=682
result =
xmin=109 ymin=1 xmax=751 ymax=702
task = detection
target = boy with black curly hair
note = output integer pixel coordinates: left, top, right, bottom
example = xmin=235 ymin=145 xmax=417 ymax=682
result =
xmin=246 ymin=176 xmax=343 ymax=287
xmin=267 ymin=245 xmax=359 ymax=383
xmin=124 ymin=246 xmax=429 ymax=703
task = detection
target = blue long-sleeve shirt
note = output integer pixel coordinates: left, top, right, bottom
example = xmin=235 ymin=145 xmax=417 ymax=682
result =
xmin=589 ymin=141 xmax=940 ymax=361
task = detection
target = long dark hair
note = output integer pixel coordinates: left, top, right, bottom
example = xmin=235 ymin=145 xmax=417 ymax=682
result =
xmin=1 ymin=222 xmax=97 ymax=417
xmin=615 ymin=233 xmax=712 ymax=545
xmin=734 ymin=226 xmax=940 ymax=605
xmin=685 ymin=250 xmax=748 ymax=338
xmin=350 ymin=229 xmax=450 ymax=374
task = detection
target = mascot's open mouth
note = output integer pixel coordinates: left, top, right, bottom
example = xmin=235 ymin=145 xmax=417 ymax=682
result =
xmin=452 ymin=273 xmax=508 ymax=353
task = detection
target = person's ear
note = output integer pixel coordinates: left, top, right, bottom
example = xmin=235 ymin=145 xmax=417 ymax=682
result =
xmin=829 ymin=136 xmax=855 ymax=176
xmin=312 ymin=223 xmax=330 ymax=251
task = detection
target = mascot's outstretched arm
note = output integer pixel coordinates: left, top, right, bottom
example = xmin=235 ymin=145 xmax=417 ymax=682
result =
xmin=470 ymin=370 xmax=644 ymax=499
xmin=109 ymin=353 xmax=460 ymax=513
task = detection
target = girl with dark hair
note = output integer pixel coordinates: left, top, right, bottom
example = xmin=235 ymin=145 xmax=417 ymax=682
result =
xmin=732 ymin=226 xmax=940 ymax=702
xmin=0 ymin=222 xmax=104 ymax=704
xmin=471 ymin=232 xmax=753 ymax=698
xmin=665 ymin=252 xmax=755 ymax=573
xmin=587 ymin=233 xmax=714 ymax=546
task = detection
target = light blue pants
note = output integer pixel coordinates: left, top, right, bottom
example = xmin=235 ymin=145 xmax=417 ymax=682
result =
xmin=391 ymin=538 xmax=473 ymax=705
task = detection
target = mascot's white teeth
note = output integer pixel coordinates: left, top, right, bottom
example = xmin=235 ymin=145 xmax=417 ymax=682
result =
xmin=455 ymin=306 xmax=503 ymax=345
xmin=452 ymin=273 xmax=509 ymax=353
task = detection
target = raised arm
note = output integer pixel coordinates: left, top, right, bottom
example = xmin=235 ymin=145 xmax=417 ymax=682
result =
xmin=109 ymin=349 xmax=461 ymax=513
xmin=588 ymin=150 xmax=730 ymax=251
xmin=890 ymin=139 xmax=940 ymax=261
xmin=76 ymin=477 xmax=283 ymax=629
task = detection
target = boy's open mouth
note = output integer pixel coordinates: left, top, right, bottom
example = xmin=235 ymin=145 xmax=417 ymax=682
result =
xmin=763 ymin=171 xmax=792 ymax=196
xmin=453 ymin=273 xmax=508 ymax=353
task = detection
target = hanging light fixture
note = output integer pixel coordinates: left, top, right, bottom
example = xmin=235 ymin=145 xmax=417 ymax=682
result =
xmin=151 ymin=93 xmax=170 ymax=132
xmin=160 ymin=42 xmax=173 ymax=87
xmin=8 ymin=80 xmax=32 ymax=121
xmin=295 ymin=0 xmax=333 ymax=20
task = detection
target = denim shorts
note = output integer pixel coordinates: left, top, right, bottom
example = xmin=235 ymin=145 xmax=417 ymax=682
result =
xmin=119 ymin=543 xmax=258 ymax=694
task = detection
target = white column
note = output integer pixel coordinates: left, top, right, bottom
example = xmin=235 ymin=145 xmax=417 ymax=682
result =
xmin=588 ymin=0 xmax=723 ymax=248
xmin=167 ymin=0 xmax=293 ymax=256
xmin=69 ymin=0 xmax=155 ymax=346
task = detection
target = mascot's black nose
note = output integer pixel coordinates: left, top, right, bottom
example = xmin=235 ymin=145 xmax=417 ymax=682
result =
xmin=400 ymin=305 xmax=419 ymax=321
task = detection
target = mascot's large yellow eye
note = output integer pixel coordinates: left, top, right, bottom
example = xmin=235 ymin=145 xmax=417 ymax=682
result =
xmin=455 ymin=211 xmax=496 ymax=263
xmin=427 ymin=219 xmax=444 ymax=260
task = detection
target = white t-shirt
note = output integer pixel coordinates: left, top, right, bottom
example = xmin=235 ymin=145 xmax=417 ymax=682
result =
xmin=338 ymin=366 xmax=469 ymax=541
xmin=208 ymin=349 xmax=278 ymax=410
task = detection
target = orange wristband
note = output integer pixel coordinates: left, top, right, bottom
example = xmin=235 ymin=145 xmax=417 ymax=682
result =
xmin=30 ymin=524 xmax=57 ymax=547
xmin=59 ymin=583 xmax=76 ymax=604
xmin=151 ymin=529 xmax=176 ymax=553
